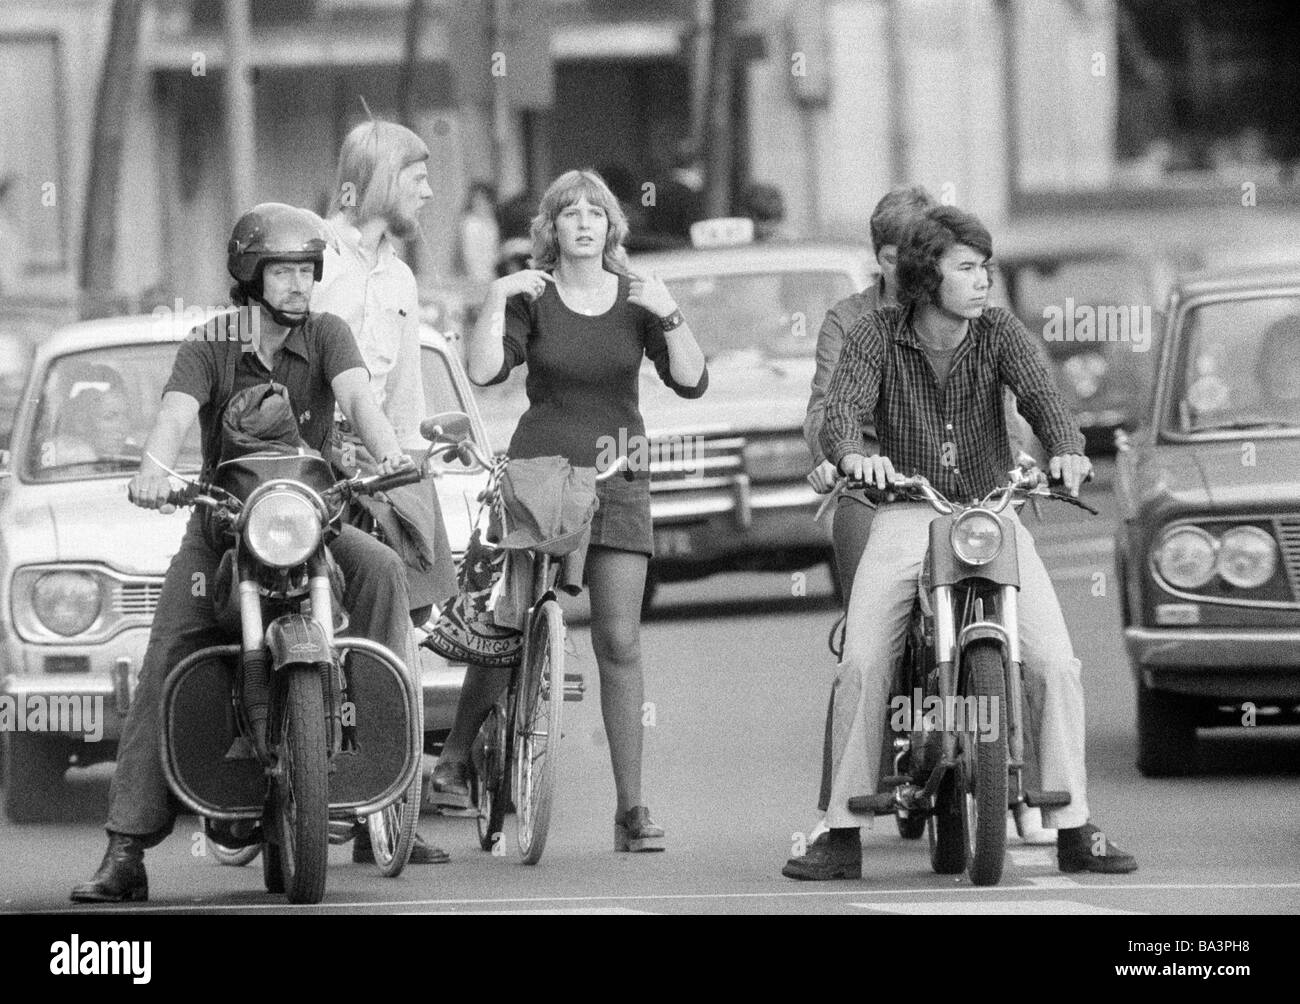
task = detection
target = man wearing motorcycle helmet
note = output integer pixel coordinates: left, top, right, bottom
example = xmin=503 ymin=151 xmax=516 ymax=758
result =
xmin=784 ymin=205 xmax=1137 ymax=881
xmin=71 ymin=203 xmax=422 ymax=903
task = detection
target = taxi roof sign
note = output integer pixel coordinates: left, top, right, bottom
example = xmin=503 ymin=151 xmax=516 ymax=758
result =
xmin=690 ymin=217 xmax=755 ymax=249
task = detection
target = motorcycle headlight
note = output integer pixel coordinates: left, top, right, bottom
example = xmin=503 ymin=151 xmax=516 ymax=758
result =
xmin=1216 ymin=526 xmax=1277 ymax=589
xmin=950 ymin=510 xmax=1003 ymax=566
xmin=33 ymin=571 xmax=102 ymax=636
xmin=244 ymin=490 xmax=322 ymax=568
xmin=1154 ymin=526 xmax=1216 ymax=589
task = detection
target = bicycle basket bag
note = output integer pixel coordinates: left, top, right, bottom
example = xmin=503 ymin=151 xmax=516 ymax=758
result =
xmin=493 ymin=456 xmax=599 ymax=557
xmin=424 ymin=527 xmax=522 ymax=670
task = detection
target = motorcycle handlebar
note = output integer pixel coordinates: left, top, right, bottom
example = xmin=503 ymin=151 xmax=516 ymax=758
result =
xmin=355 ymin=464 xmax=424 ymax=496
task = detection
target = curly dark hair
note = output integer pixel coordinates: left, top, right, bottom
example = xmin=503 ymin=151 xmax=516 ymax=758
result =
xmin=896 ymin=205 xmax=993 ymax=308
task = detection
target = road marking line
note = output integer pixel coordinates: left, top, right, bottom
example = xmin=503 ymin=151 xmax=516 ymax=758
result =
xmin=1025 ymin=876 xmax=1082 ymax=888
xmin=399 ymin=907 xmax=656 ymax=915
xmin=24 ymin=881 xmax=1300 ymax=914
xmin=852 ymin=899 xmax=1140 ymax=915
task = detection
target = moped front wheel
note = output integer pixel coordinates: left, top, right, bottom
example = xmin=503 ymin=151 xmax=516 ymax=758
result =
xmin=963 ymin=640 xmax=1008 ymax=887
xmin=513 ymin=600 xmax=565 ymax=864
xmin=270 ymin=666 xmax=330 ymax=904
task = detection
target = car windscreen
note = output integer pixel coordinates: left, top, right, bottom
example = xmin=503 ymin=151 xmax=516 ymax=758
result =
xmin=420 ymin=343 xmax=489 ymax=470
xmin=21 ymin=344 xmax=203 ymax=483
xmin=663 ymin=270 xmax=857 ymax=360
xmin=1167 ymin=294 xmax=1300 ymax=435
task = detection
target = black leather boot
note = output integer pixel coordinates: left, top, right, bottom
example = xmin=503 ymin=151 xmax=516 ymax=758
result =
xmin=70 ymin=833 xmax=149 ymax=903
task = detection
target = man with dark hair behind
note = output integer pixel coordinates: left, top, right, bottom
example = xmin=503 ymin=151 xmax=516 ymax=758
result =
xmin=785 ymin=205 xmax=1137 ymax=881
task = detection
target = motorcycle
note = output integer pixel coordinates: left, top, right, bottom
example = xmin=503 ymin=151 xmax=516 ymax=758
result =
xmin=834 ymin=461 xmax=1097 ymax=886
xmin=156 ymin=450 xmax=426 ymax=904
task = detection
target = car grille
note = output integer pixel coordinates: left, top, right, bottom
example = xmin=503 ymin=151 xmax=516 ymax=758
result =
xmin=648 ymin=435 xmax=744 ymax=491
xmin=114 ymin=581 xmax=164 ymax=617
xmin=1275 ymin=518 xmax=1300 ymax=600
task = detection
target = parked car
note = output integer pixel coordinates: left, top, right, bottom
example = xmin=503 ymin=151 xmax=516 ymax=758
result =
xmin=1113 ymin=264 xmax=1300 ymax=776
xmin=0 ymin=312 xmax=490 ymax=821
xmin=990 ymin=237 xmax=1196 ymax=454
xmin=473 ymin=223 xmax=876 ymax=606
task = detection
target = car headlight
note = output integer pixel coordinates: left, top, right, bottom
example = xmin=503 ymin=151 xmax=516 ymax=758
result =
xmin=244 ymin=490 xmax=322 ymax=568
xmin=1216 ymin=526 xmax=1277 ymax=589
xmin=1154 ymin=526 xmax=1217 ymax=589
xmin=742 ymin=437 xmax=812 ymax=482
xmin=950 ymin=510 xmax=1003 ymax=566
xmin=32 ymin=571 xmax=102 ymax=636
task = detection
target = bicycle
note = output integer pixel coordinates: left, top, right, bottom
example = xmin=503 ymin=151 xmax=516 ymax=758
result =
xmin=423 ymin=420 xmax=620 ymax=863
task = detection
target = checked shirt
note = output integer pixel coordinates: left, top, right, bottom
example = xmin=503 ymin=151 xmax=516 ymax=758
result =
xmin=819 ymin=304 xmax=1084 ymax=501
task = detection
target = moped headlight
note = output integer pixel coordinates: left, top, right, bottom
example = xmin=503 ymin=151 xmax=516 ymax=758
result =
xmin=244 ymin=490 xmax=321 ymax=568
xmin=1154 ymin=525 xmax=1216 ymax=589
xmin=1216 ymin=526 xmax=1277 ymax=589
xmin=33 ymin=571 xmax=102 ymax=636
xmin=950 ymin=511 xmax=1003 ymax=566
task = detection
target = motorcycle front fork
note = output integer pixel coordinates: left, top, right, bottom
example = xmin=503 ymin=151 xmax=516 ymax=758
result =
xmin=927 ymin=583 xmax=1026 ymax=802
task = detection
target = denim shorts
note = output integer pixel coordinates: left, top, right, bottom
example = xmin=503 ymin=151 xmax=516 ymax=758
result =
xmin=588 ymin=474 xmax=654 ymax=558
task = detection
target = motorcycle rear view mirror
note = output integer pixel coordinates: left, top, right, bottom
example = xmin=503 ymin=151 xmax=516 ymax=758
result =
xmin=419 ymin=411 xmax=472 ymax=448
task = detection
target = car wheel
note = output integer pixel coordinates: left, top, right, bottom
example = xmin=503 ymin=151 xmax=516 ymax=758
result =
xmin=2 ymin=731 xmax=71 ymax=823
xmin=1136 ymin=677 xmax=1198 ymax=777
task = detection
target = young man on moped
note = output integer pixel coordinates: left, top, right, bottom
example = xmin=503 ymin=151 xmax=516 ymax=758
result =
xmin=71 ymin=204 xmax=418 ymax=902
xmin=784 ymin=205 xmax=1137 ymax=880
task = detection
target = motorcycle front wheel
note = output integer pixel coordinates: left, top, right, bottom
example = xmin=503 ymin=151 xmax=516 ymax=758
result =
xmin=268 ymin=666 xmax=330 ymax=904
xmin=963 ymin=640 xmax=1009 ymax=886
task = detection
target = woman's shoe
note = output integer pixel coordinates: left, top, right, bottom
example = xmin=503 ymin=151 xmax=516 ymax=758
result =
xmin=429 ymin=759 xmax=472 ymax=809
xmin=614 ymin=806 xmax=666 ymax=852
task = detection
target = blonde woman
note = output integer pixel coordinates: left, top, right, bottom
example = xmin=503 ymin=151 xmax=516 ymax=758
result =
xmin=436 ymin=169 xmax=707 ymax=851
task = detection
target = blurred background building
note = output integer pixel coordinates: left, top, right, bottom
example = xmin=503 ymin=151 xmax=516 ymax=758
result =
xmin=1 ymin=0 xmax=1297 ymax=314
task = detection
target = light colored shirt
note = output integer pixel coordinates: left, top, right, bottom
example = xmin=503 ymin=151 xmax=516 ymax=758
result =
xmin=314 ymin=216 xmax=427 ymax=450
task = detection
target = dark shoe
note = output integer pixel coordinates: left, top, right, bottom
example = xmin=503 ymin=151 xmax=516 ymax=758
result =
xmin=429 ymin=759 xmax=472 ymax=809
xmin=1057 ymin=822 xmax=1138 ymax=874
xmin=782 ymin=830 xmax=862 ymax=881
xmin=352 ymin=826 xmax=450 ymax=865
xmin=70 ymin=833 xmax=149 ymax=903
xmin=614 ymin=806 xmax=665 ymax=852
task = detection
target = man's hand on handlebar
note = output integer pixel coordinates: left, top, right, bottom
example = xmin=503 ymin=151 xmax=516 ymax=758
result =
xmin=128 ymin=472 xmax=179 ymax=512
xmin=838 ymin=452 xmax=896 ymax=490
xmin=376 ymin=452 xmax=415 ymax=477
xmin=1049 ymin=453 xmax=1093 ymax=498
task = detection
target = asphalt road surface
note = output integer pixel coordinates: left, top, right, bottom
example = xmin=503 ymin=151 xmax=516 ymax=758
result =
xmin=4 ymin=461 xmax=1299 ymax=915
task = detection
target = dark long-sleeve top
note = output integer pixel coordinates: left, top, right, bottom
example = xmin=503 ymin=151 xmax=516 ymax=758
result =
xmin=819 ymin=304 xmax=1084 ymax=500
xmin=484 ymin=273 xmax=708 ymax=477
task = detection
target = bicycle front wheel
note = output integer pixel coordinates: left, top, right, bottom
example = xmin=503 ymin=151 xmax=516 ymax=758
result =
xmin=513 ymin=599 xmax=565 ymax=864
